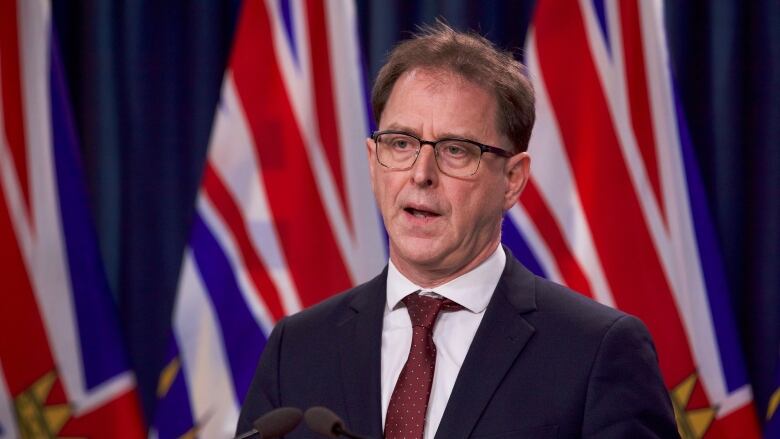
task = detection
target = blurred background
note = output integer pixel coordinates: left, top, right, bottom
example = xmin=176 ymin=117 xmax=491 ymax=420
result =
xmin=5 ymin=0 xmax=776 ymax=436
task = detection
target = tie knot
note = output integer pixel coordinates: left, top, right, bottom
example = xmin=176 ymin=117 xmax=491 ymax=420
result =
xmin=402 ymin=293 xmax=459 ymax=328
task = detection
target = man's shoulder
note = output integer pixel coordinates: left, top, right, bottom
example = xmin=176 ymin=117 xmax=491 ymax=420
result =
xmin=502 ymin=255 xmax=643 ymax=337
xmin=281 ymin=267 xmax=387 ymax=329
xmin=535 ymin=274 xmax=624 ymax=321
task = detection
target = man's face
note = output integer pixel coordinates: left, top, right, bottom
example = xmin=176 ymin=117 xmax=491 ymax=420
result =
xmin=367 ymin=68 xmax=530 ymax=285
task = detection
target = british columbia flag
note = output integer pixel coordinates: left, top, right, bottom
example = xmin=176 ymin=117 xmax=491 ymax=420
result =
xmin=0 ymin=0 xmax=146 ymax=437
xmin=512 ymin=0 xmax=763 ymax=437
xmin=151 ymin=0 xmax=385 ymax=437
xmin=154 ymin=0 xmax=765 ymax=438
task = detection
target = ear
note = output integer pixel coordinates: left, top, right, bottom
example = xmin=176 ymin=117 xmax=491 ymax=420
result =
xmin=503 ymin=151 xmax=531 ymax=211
xmin=366 ymin=137 xmax=378 ymax=191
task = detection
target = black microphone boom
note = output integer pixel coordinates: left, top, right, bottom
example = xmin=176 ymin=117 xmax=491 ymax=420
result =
xmin=303 ymin=406 xmax=371 ymax=439
xmin=235 ymin=406 xmax=303 ymax=439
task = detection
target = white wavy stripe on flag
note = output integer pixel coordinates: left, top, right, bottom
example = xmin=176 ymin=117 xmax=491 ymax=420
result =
xmin=17 ymin=0 xmax=94 ymax=408
xmin=524 ymin=31 xmax=616 ymax=309
xmin=506 ymin=204 xmax=564 ymax=285
xmin=0 ymin=86 xmax=34 ymax=265
xmin=266 ymin=0 xmax=375 ymax=285
xmin=717 ymin=385 xmax=753 ymax=419
xmin=70 ymin=373 xmax=136 ymax=416
xmin=175 ymin=250 xmax=241 ymax=438
xmin=635 ymin=0 xmax=750 ymax=414
xmin=0 ymin=362 xmax=19 ymax=439
xmin=207 ymin=74 xmax=302 ymax=318
xmin=197 ymin=188 xmax=276 ymax=335
xmin=18 ymin=0 xmax=52 ymax=243
xmin=324 ymin=0 xmax=386 ymax=282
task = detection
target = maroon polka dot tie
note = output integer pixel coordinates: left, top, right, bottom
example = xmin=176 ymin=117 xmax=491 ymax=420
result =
xmin=384 ymin=293 xmax=460 ymax=439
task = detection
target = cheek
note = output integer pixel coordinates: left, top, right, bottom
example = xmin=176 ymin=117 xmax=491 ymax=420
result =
xmin=452 ymin=183 xmax=503 ymax=226
xmin=375 ymin=173 xmax=400 ymax=210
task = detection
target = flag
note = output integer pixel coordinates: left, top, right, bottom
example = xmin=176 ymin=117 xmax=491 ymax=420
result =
xmin=500 ymin=0 xmax=762 ymax=437
xmin=0 ymin=0 xmax=146 ymax=437
xmin=151 ymin=0 xmax=385 ymax=436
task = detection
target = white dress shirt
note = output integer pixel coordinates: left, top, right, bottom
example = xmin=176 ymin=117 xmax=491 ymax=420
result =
xmin=381 ymin=245 xmax=506 ymax=439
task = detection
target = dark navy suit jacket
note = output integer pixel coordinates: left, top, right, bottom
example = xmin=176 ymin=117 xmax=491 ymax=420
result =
xmin=237 ymin=251 xmax=679 ymax=438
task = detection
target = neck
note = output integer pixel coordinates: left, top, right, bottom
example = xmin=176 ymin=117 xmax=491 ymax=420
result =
xmin=391 ymin=239 xmax=502 ymax=289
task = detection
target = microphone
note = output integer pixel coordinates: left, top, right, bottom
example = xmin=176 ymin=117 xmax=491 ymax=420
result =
xmin=304 ymin=406 xmax=371 ymax=439
xmin=235 ymin=406 xmax=303 ymax=439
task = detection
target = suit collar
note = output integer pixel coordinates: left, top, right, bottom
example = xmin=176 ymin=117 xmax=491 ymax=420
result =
xmin=336 ymin=267 xmax=387 ymax=438
xmin=496 ymin=245 xmax=537 ymax=314
xmin=385 ymin=245 xmax=506 ymax=313
xmin=435 ymin=251 xmax=538 ymax=439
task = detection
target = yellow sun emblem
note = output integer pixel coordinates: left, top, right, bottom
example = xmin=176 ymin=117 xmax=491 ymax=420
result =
xmin=671 ymin=373 xmax=717 ymax=439
xmin=13 ymin=370 xmax=82 ymax=439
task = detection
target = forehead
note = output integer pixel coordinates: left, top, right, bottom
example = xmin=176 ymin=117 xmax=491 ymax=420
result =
xmin=381 ymin=68 xmax=502 ymax=141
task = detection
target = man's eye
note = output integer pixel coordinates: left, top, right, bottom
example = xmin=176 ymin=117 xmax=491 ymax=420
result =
xmin=443 ymin=143 xmax=467 ymax=156
xmin=383 ymin=135 xmax=416 ymax=150
xmin=391 ymin=139 xmax=410 ymax=149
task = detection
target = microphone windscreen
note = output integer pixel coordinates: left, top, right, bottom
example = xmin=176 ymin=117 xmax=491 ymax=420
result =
xmin=253 ymin=407 xmax=303 ymax=438
xmin=304 ymin=406 xmax=344 ymax=438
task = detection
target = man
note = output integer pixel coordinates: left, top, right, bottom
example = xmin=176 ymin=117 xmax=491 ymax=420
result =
xmin=238 ymin=24 xmax=678 ymax=438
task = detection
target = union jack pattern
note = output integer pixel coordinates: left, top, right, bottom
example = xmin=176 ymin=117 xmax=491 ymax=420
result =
xmin=153 ymin=0 xmax=764 ymax=438
xmin=0 ymin=0 xmax=146 ymax=437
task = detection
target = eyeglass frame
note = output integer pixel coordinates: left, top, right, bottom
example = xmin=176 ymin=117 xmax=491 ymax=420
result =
xmin=371 ymin=130 xmax=516 ymax=177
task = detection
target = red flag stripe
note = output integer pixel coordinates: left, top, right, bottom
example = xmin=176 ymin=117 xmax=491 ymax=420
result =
xmin=59 ymin=387 xmax=146 ymax=438
xmin=533 ymin=0 xmax=694 ymax=386
xmin=710 ymin=404 xmax=762 ymax=438
xmin=230 ymin=0 xmax=352 ymax=307
xmin=0 ymin=188 xmax=55 ymax=394
xmin=0 ymin=0 xmax=31 ymax=222
xmin=305 ymin=0 xmax=352 ymax=232
xmin=520 ymin=180 xmax=594 ymax=297
xmin=203 ymin=163 xmax=285 ymax=321
xmin=618 ymin=0 xmax=666 ymax=223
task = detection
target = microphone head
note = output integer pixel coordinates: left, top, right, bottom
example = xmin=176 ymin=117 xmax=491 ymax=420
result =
xmin=304 ymin=406 xmax=345 ymax=438
xmin=253 ymin=407 xmax=303 ymax=438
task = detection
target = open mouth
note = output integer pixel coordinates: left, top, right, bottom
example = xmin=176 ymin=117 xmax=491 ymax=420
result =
xmin=404 ymin=207 xmax=441 ymax=218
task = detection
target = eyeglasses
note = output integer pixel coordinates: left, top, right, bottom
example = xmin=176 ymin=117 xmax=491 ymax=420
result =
xmin=371 ymin=130 xmax=515 ymax=177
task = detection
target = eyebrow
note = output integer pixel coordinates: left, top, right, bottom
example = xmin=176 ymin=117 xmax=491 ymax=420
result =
xmin=381 ymin=124 xmax=484 ymax=143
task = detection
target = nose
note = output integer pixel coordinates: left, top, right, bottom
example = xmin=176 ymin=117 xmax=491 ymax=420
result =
xmin=410 ymin=144 xmax=438 ymax=187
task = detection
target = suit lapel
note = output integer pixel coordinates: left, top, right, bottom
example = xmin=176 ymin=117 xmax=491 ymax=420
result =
xmin=435 ymin=254 xmax=538 ymax=439
xmin=337 ymin=269 xmax=387 ymax=438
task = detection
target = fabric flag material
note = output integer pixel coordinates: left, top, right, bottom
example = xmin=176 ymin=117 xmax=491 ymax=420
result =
xmin=151 ymin=0 xmax=385 ymax=437
xmin=500 ymin=0 xmax=763 ymax=437
xmin=0 ymin=0 xmax=147 ymax=437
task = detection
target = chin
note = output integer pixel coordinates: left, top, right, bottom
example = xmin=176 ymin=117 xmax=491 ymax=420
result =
xmin=392 ymin=237 xmax=451 ymax=267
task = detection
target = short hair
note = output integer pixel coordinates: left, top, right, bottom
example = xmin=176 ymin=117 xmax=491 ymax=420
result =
xmin=371 ymin=22 xmax=535 ymax=152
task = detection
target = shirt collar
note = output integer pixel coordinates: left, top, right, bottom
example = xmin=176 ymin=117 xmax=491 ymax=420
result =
xmin=386 ymin=245 xmax=506 ymax=313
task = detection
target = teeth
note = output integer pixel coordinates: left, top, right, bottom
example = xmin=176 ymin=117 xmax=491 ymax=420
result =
xmin=408 ymin=208 xmax=435 ymax=218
